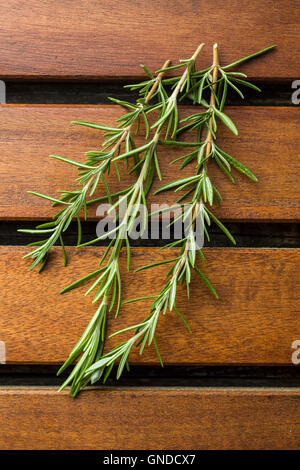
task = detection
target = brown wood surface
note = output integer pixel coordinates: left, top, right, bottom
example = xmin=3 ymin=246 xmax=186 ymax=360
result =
xmin=0 ymin=387 xmax=300 ymax=449
xmin=0 ymin=105 xmax=299 ymax=222
xmin=1 ymin=247 xmax=299 ymax=365
xmin=0 ymin=1 xmax=298 ymax=79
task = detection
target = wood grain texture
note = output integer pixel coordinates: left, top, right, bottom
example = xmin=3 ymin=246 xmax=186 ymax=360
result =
xmin=0 ymin=105 xmax=299 ymax=222
xmin=0 ymin=1 xmax=297 ymax=79
xmin=1 ymin=388 xmax=300 ymax=449
xmin=1 ymin=247 xmax=299 ymax=365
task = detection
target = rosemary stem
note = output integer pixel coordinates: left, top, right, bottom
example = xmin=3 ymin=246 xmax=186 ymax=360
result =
xmin=206 ymin=43 xmax=219 ymax=157
xmin=171 ymin=43 xmax=205 ymax=99
xmin=145 ymin=59 xmax=171 ymax=102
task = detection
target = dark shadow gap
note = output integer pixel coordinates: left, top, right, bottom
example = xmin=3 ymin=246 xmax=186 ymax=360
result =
xmin=2 ymin=221 xmax=300 ymax=248
xmin=5 ymin=80 xmax=298 ymax=106
xmin=1 ymin=365 xmax=300 ymax=387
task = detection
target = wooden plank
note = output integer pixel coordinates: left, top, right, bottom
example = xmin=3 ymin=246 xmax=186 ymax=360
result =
xmin=0 ymin=105 xmax=299 ymax=222
xmin=1 ymin=247 xmax=299 ymax=365
xmin=0 ymin=1 xmax=298 ymax=79
xmin=0 ymin=388 xmax=300 ymax=449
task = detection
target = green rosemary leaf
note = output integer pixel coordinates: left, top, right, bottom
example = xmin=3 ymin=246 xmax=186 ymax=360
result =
xmin=139 ymin=329 xmax=150 ymax=355
xmin=27 ymin=191 xmax=71 ymax=205
xmin=222 ymin=45 xmax=276 ymax=70
xmin=170 ymin=150 xmax=198 ymax=165
xmin=117 ymin=347 xmax=132 ymax=379
xmin=109 ymin=323 xmax=146 ymax=338
xmin=153 ymin=337 xmax=164 ymax=367
xmin=108 ymin=97 xmax=137 ymax=109
xmin=90 ymin=366 xmax=105 ymax=385
xmin=102 ymin=363 xmax=114 ymax=384
xmin=141 ymin=110 xmax=150 ymax=139
xmin=216 ymin=146 xmax=258 ymax=181
xmin=38 ymin=253 xmax=48 ymax=273
xmin=109 ymin=277 xmax=117 ymax=313
xmin=173 ymin=306 xmax=192 ymax=334
xmin=72 ymin=121 xmax=119 ymax=131
xmin=113 ymin=141 xmax=152 ymax=161
xmin=115 ymin=268 xmax=122 ymax=318
xmin=155 ymin=63 xmax=186 ymax=73
xmin=214 ymin=147 xmax=231 ymax=170
xmin=194 ymin=265 xmax=219 ymax=299
xmin=125 ymin=237 xmax=131 ymax=272
xmin=226 ymin=72 xmax=248 ymax=77
xmin=60 ymin=268 xmax=105 ymax=294
xmin=230 ymin=77 xmax=261 ymax=92
xmin=213 ymin=107 xmax=238 ymax=135
xmin=150 ymin=204 xmax=182 ymax=217
xmin=50 ymin=155 xmax=94 ymax=169
xmin=154 ymin=175 xmax=201 ymax=194
xmin=153 ymin=149 xmax=162 ymax=180
xmin=226 ymin=79 xmax=244 ymax=99
xmin=203 ymin=224 xmax=210 ymax=242
xmin=26 ymin=239 xmax=48 ymax=247
xmin=76 ymin=216 xmax=82 ymax=247
xmin=122 ymin=296 xmax=157 ymax=305
xmin=205 ymin=207 xmax=236 ymax=245
xmin=101 ymin=174 xmax=112 ymax=205
xmin=215 ymin=155 xmax=235 ymax=183
xmin=98 ymin=239 xmax=115 ymax=267
xmin=160 ymin=239 xmax=186 ymax=250
xmin=205 ymin=176 xmax=214 ymax=206
xmin=135 ymin=257 xmax=180 ymax=273
xmin=169 ymin=278 xmax=177 ymax=311
xmin=78 ymin=225 xmax=120 ymax=246
xmin=180 ymin=153 xmax=197 ymax=170
xmin=35 ymin=221 xmax=56 ymax=229
xmin=19 ymin=228 xmax=55 ymax=235
xmin=86 ymin=187 xmax=129 ymax=206
xmin=144 ymin=160 xmax=155 ymax=196
xmin=140 ymin=64 xmax=154 ymax=78
xmin=219 ymin=79 xmax=228 ymax=111
xmin=158 ymin=140 xmax=200 ymax=147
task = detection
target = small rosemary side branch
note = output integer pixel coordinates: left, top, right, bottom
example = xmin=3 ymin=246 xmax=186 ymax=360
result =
xmin=18 ymin=59 xmax=170 ymax=271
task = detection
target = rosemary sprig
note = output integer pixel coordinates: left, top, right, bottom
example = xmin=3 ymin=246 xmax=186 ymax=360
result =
xmin=54 ymin=61 xmax=172 ymax=396
xmin=79 ymin=44 xmax=275 ymax=392
xmin=56 ymin=46 xmax=207 ymax=396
